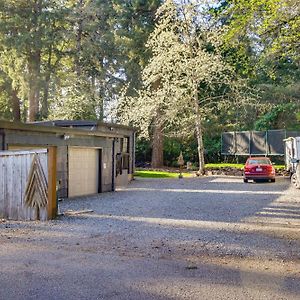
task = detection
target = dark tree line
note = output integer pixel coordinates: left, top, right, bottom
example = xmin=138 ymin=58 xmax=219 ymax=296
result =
xmin=0 ymin=0 xmax=162 ymax=122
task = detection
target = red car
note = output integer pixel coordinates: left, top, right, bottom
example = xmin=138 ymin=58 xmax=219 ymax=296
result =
xmin=243 ymin=157 xmax=275 ymax=183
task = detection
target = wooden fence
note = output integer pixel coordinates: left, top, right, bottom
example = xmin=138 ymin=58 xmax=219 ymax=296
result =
xmin=0 ymin=148 xmax=57 ymax=221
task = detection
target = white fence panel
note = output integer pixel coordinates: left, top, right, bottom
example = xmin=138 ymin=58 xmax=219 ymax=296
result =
xmin=0 ymin=149 xmax=48 ymax=221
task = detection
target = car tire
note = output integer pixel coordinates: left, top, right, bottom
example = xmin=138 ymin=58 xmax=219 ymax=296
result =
xmin=271 ymin=179 xmax=275 ymax=183
xmin=243 ymin=178 xmax=248 ymax=183
xmin=291 ymin=173 xmax=300 ymax=189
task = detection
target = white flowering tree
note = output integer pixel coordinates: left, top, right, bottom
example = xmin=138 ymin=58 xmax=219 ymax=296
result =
xmin=117 ymin=0 xmax=256 ymax=173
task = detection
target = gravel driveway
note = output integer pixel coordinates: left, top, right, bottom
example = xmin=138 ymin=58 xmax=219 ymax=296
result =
xmin=0 ymin=176 xmax=300 ymax=300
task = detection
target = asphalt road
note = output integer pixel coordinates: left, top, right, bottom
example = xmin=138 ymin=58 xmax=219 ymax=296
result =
xmin=0 ymin=176 xmax=300 ymax=300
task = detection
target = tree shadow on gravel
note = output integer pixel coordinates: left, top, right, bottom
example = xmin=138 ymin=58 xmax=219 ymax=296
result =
xmin=1 ymin=176 xmax=299 ymax=299
xmin=60 ymin=178 xmax=293 ymax=224
xmin=0 ymin=240 xmax=299 ymax=300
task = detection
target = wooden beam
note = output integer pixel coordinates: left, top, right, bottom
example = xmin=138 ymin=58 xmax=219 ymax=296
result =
xmin=47 ymin=146 xmax=57 ymax=220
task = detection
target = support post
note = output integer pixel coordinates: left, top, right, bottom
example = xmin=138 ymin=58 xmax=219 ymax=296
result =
xmin=47 ymin=146 xmax=57 ymax=219
xmin=112 ymin=139 xmax=115 ymax=191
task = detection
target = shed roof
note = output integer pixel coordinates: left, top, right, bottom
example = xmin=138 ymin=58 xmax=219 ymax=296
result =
xmin=0 ymin=120 xmax=135 ymax=138
xmin=32 ymin=120 xmax=137 ymax=131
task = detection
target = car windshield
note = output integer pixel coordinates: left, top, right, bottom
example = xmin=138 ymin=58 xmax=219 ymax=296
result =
xmin=247 ymin=159 xmax=271 ymax=165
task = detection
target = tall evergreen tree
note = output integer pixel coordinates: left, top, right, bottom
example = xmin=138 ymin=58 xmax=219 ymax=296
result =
xmin=111 ymin=0 xmax=162 ymax=95
xmin=0 ymin=0 xmax=162 ymax=122
xmin=215 ymin=0 xmax=300 ymax=130
xmin=117 ymin=0 xmax=255 ymax=172
xmin=0 ymin=0 xmax=70 ymax=121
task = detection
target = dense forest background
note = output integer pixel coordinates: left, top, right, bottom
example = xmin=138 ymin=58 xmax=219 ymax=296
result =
xmin=0 ymin=0 xmax=299 ymax=167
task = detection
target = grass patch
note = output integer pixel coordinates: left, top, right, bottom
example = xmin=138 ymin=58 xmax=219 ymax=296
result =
xmin=134 ymin=163 xmax=286 ymax=178
xmin=273 ymin=165 xmax=285 ymax=170
xmin=134 ymin=170 xmax=192 ymax=178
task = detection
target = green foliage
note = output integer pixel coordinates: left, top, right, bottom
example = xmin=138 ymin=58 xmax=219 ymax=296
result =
xmin=117 ymin=0 xmax=256 ymax=172
xmin=0 ymin=0 xmax=298 ymax=172
xmin=163 ymin=138 xmax=182 ymax=167
xmin=204 ymin=136 xmax=222 ymax=162
xmin=136 ymin=136 xmax=197 ymax=167
xmin=218 ymin=0 xmax=300 ymax=85
xmin=0 ymin=0 xmax=71 ymax=120
xmin=49 ymin=77 xmax=100 ymax=120
xmin=255 ymin=102 xmax=300 ymax=130
xmin=135 ymin=138 xmax=152 ymax=163
xmin=213 ymin=0 xmax=300 ymax=142
xmin=0 ymin=0 xmax=161 ymax=121
xmin=135 ymin=135 xmax=223 ymax=166
xmin=205 ymin=163 xmax=244 ymax=169
xmin=111 ymin=0 xmax=162 ymax=94
xmin=222 ymin=0 xmax=300 ymax=62
xmin=0 ymin=90 xmax=11 ymax=120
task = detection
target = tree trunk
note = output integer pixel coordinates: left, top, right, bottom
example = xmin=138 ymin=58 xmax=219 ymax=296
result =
xmin=28 ymin=0 xmax=42 ymax=122
xmin=151 ymin=117 xmax=164 ymax=168
xmin=98 ymin=96 xmax=104 ymax=121
xmin=91 ymin=75 xmax=104 ymax=121
xmin=75 ymin=0 xmax=84 ymax=76
xmin=98 ymin=82 xmax=104 ymax=121
xmin=151 ymin=79 xmax=164 ymax=168
xmin=41 ymin=72 xmax=50 ymax=119
xmin=11 ymin=88 xmax=21 ymax=121
xmin=41 ymin=42 xmax=53 ymax=119
xmin=28 ymin=52 xmax=41 ymax=122
xmin=194 ymin=94 xmax=205 ymax=174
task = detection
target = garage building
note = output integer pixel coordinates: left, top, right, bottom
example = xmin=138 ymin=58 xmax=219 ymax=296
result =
xmin=0 ymin=120 xmax=136 ymax=198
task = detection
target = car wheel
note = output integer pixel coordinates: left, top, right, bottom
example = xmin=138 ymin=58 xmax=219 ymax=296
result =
xmin=291 ymin=173 xmax=300 ymax=189
xmin=243 ymin=178 xmax=248 ymax=183
xmin=271 ymin=178 xmax=275 ymax=183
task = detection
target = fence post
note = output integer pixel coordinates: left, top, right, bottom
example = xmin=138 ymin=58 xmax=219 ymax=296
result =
xmin=47 ymin=146 xmax=57 ymax=220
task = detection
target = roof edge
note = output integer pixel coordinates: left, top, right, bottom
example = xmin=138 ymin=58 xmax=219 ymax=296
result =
xmin=31 ymin=119 xmax=138 ymax=132
xmin=0 ymin=120 xmax=127 ymax=138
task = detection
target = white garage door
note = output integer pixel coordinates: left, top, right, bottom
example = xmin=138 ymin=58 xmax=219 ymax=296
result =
xmin=68 ymin=147 xmax=99 ymax=197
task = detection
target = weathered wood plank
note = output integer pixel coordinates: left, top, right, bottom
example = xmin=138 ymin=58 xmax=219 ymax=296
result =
xmin=27 ymin=153 xmax=35 ymax=220
xmin=13 ymin=154 xmax=21 ymax=219
xmin=0 ymin=149 xmax=51 ymax=221
xmin=9 ymin=157 xmax=14 ymax=220
xmin=3 ymin=156 xmax=8 ymax=218
xmin=28 ymin=153 xmax=36 ymax=221
xmin=24 ymin=153 xmax=31 ymax=220
xmin=7 ymin=155 xmax=13 ymax=219
xmin=20 ymin=153 xmax=26 ymax=220
xmin=39 ymin=151 xmax=48 ymax=221
xmin=0 ymin=149 xmax=47 ymax=156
